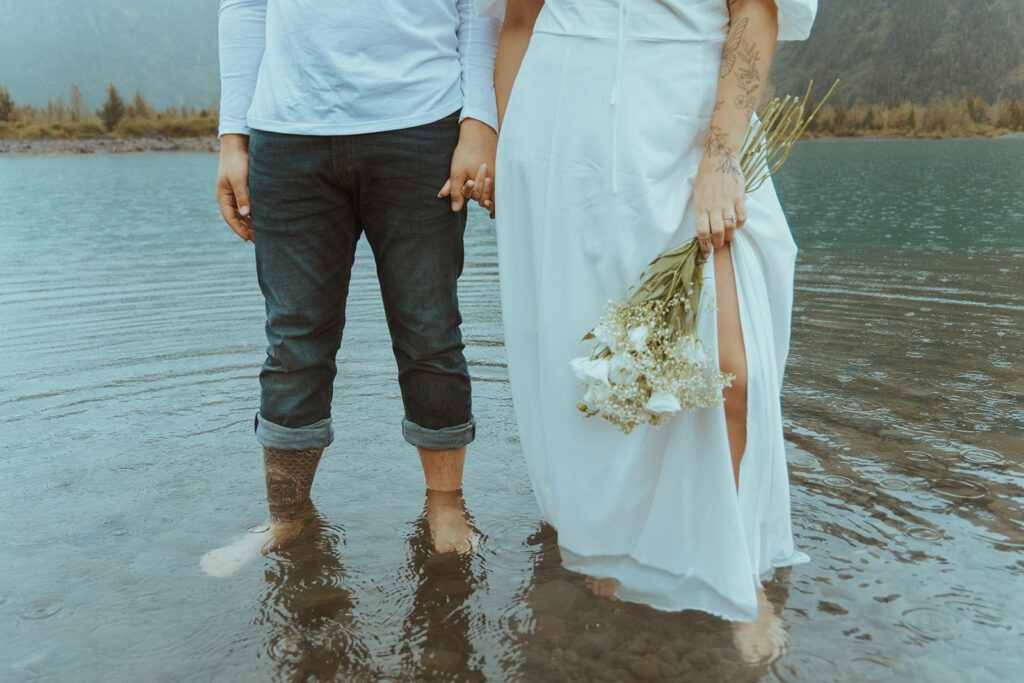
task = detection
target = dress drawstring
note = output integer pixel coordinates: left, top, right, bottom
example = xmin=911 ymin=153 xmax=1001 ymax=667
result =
xmin=609 ymin=0 xmax=631 ymax=194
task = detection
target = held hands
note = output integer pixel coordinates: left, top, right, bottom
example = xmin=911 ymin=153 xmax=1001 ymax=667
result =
xmin=693 ymin=127 xmax=748 ymax=257
xmin=439 ymin=118 xmax=497 ymax=218
xmin=216 ymin=134 xmax=254 ymax=242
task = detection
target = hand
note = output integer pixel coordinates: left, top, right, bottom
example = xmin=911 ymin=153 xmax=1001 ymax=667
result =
xmin=693 ymin=127 xmax=747 ymax=257
xmin=439 ymin=117 xmax=497 ymax=217
xmin=216 ymin=134 xmax=254 ymax=242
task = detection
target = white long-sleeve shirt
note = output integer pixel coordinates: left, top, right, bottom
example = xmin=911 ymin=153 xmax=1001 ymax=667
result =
xmin=218 ymin=0 xmax=501 ymax=137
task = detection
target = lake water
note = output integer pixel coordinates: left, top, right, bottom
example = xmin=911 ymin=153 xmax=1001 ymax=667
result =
xmin=1 ymin=138 xmax=1021 ymax=681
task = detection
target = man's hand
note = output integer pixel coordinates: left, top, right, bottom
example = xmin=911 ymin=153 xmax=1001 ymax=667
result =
xmin=439 ymin=118 xmax=497 ymax=217
xmin=216 ymin=133 xmax=255 ymax=242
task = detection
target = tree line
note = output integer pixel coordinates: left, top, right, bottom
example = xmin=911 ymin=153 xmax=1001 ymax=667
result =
xmin=0 ymin=82 xmax=218 ymax=139
xmin=2 ymin=82 xmax=1023 ymax=141
xmin=800 ymin=93 xmax=1024 ymax=138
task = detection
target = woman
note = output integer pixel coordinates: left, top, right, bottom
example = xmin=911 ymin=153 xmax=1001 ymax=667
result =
xmin=483 ymin=0 xmax=816 ymax=655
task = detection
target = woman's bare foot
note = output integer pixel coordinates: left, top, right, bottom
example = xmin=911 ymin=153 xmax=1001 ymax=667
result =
xmin=585 ymin=576 xmax=619 ymax=600
xmin=731 ymin=589 xmax=787 ymax=665
xmin=424 ymin=489 xmax=478 ymax=554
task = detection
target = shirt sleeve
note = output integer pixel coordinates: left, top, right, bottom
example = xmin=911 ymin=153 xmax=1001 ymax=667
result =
xmin=473 ymin=0 xmax=506 ymax=18
xmin=775 ymin=0 xmax=817 ymax=41
xmin=218 ymin=0 xmax=267 ymax=137
xmin=456 ymin=0 xmax=502 ymax=132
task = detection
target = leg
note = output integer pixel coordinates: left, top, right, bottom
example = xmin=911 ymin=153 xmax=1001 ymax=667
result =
xmin=251 ymin=131 xmax=362 ymax=518
xmin=714 ymin=243 xmax=748 ymax=490
xmin=356 ymin=113 xmax=475 ymax=478
xmin=200 ymin=132 xmax=358 ymax=575
xmin=356 ymin=115 xmax=476 ymax=551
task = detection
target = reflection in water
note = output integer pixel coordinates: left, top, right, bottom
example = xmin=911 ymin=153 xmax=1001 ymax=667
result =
xmin=256 ymin=505 xmax=375 ymax=680
xmin=398 ymin=497 xmax=486 ymax=680
xmin=513 ymin=524 xmax=794 ymax=680
xmin=255 ymin=497 xmax=488 ymax=680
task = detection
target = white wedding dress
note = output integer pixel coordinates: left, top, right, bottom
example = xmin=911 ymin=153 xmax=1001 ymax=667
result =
xmin=486 ymin=0 xmax=817 ymax=620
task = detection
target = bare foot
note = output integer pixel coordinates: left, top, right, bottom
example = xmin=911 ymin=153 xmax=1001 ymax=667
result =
xmin=200 ymin=505 xmax=311 ymax=578
xmin=585 ymin=576 xmax=619 ymax=600
xmin=424 ymin=489 xmax=479 ymax=554
xmin=731 ymin=589 xmax=787 ymax=665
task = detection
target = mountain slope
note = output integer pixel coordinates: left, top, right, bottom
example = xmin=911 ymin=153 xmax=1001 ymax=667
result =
xmin=770 ymin=0 xmax=1024 ymax=104
xmin=0 ymin=0 xmax=217 ymax=110
xmin=0 ymin=0 xmax=1022 ymax=109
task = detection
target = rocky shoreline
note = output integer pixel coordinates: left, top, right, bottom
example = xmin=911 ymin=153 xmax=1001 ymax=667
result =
xmin=0 ymin=136 xmax=219 ymax=155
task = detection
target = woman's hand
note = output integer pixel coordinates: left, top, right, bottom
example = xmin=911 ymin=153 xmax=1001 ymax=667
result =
xmin=693 ymin=126 xmax=747 ymax=257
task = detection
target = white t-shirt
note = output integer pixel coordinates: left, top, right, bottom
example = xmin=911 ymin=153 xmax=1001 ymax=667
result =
xmin=218 ymin=0 xmax=501 ymax=137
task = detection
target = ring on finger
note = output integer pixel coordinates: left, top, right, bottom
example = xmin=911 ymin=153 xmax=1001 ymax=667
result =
xmin=723 ymin=214 xmax=737 ymax=225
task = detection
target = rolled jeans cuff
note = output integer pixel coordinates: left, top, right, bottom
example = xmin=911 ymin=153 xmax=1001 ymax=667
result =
xmin=402 ymin=416 xmax=476 ymax=450
xmin=255 ymin=412 xmax=335 ymax=450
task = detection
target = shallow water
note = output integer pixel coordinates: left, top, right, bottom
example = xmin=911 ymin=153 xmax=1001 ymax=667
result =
xmin=0 ymin=139 xmax=1021 ymax=681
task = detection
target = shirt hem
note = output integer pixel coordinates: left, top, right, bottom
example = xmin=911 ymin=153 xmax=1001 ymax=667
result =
xmin=246 ymin=100 xmax=464 ymax=136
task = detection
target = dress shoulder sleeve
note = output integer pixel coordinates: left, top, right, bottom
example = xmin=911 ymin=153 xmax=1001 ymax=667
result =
xmin=473 ymin=0 xmax=506 ymax=18
xmin=775 ymin=0 xmax=817 ymax=41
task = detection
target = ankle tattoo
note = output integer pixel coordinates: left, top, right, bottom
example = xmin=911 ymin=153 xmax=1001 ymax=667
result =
xmin=263 ymin=447 xmax=323 ymax=520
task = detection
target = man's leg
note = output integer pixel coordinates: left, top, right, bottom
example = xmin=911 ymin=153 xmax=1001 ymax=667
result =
xmin=356 ymin=114 xmax=476 ymax=550
xmin=250 ymin=130 xmax=360 ymax=524
xmin=201 ymin=132 xmax=360 ymax=576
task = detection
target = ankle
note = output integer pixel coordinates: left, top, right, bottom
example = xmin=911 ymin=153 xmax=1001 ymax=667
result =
xmin=263 ymin=446 xmax=323 ymax=520
xmin=418 ymin=446 xmax=466 ymax=491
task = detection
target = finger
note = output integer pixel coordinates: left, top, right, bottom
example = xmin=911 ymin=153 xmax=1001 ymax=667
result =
xmin=217 ymin=191 xmax=252 ymax=242
xmin=438 ymin=178 xmax=451 ymax=198
xmin=449 ymin=173 xmax=465 ymax=212
xmin=472 ymin=163 xmax=487 ymax=202
xmin=230 ymin=176 xmax=251 ymax=222
xmin=735 ymin=199 xmax=748 ymax=230
xmin=710 ymin=212 xmax=726 ymax=249
xmin=722 ymin=209 xmax=737 ymax=243
xmin=218 ymin=198 xmax=251 ymax=241
xmin=479 ymin=176 xmax=494 ymax=209
xmin=696 ymin=210 xmax=712 ymax=257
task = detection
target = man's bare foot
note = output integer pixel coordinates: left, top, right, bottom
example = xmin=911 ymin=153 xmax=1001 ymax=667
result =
xmin=585 ymin=576 xmax=619 ymax=600
xmin=200 ymin=502 xmax=312 ymax=578
xmin=424 ymin=489 xmax=478 ymax=554
xmin=731 ymin=589 xmax=787 ymax=665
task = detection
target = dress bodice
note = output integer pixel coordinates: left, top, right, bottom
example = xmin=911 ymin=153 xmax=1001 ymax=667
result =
xmin=476 ymin=0 xmax=817 ymax=42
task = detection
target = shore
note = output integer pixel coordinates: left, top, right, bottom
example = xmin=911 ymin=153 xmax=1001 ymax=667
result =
xmin=0 ymin=136 xmax=220 ymax=155
xmin=3 ymin=130 xmax=1022 ymax=156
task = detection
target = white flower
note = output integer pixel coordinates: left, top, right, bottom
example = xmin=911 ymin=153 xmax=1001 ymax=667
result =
xmin=592 ymin=322 xmax=616 ymax=349
xmin=608 ymin=353 xmax=638 ymax=385
xmin=644 ymin=390 xmax=682 ymax=415
xmin=583 ymin=382 xmax=611 ymax=406
xmin=570 ymin=356 xmax=610 ymax=385
xmin=628 ymin=325 xmax=648 ymax=352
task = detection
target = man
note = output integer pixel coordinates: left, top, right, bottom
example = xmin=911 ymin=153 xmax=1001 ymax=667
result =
xmin=208 ymin=0 xmax=500 ymax=564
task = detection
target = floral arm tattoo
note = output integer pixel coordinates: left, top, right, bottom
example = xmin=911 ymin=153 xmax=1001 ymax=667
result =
xmin=702 ymin=0 xmax=778 ymax=173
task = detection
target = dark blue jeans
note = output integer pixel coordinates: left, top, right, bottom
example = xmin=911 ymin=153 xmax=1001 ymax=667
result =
xmin=247 ymin=113 xmax=474 ymax=451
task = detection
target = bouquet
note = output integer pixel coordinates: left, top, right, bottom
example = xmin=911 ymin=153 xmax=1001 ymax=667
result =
xmin=572 ymin=81 xmax=837 ymax=434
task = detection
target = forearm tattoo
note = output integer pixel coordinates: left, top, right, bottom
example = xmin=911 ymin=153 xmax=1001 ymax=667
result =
xmin=263 ymin=447 xmax=323 ymax=520
xmin=734 ymin=41 xmax=762 ymax=117
xmin=719 ymin=17 xmax=748 ymax=78
xmin=719 ymin=8 xmax=764 ymax=119
xmin=704 ymin=125 xmax=744 ymax=183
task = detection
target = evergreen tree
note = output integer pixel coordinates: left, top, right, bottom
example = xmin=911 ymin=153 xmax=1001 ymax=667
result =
xmin=69 ymin=84 xmax=86 ymax=122
xmin=130 ymin=90 xmax=154 ymax=119
xmin=98 ymin=82 xmax=125 ymax=131
xmin=0 ymin=85 xmax=13 ymax=122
